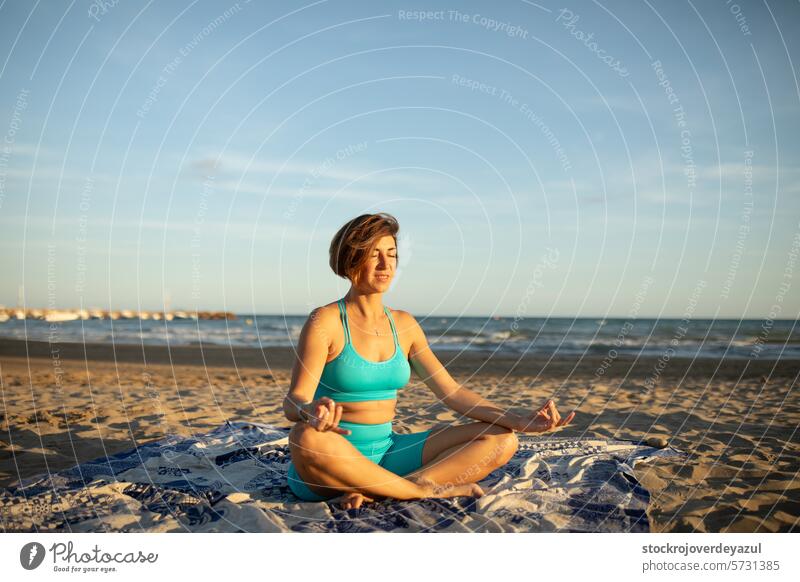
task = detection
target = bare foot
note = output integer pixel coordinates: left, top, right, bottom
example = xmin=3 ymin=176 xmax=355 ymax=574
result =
xmin=409 ymin=476 xmax=484 ymax=499
xmin=431 ymin=482 xmax=484 ymax=499
xmin=334 ymin=491 xmax=374 ymax=510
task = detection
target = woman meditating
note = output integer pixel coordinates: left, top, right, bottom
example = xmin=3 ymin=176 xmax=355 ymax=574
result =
xmin=284 ymin=213 xmax=576 ymax=509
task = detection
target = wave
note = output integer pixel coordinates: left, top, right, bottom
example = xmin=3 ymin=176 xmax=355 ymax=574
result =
xmin=0 ymin=316 xmax=797 ymax=360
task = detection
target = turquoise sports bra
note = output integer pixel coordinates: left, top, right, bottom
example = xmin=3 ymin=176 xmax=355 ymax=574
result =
xmin=313 ymin=298 xmax=411 ymax=402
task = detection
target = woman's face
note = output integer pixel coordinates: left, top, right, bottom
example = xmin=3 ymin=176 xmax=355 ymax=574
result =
xmin=358 ymin=235 xmax=397 ymax=290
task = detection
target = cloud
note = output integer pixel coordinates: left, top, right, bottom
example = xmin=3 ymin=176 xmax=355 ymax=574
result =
xmin=3 ymin=143 xmax=58 ymax=157
xmin=185 ymin=152 xmax=446 ymax=190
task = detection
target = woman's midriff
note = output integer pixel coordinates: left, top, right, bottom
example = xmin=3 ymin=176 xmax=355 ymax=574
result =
xmin=338 ymin=398 xmax=397 ymax=424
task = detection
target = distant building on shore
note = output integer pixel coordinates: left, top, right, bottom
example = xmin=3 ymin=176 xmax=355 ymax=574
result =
xmin=0 ymin=308 xmax=237 ymax=322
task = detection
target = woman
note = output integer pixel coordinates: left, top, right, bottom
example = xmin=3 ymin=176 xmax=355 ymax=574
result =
xmin=284 ymin=213 xmax=576 ymax=509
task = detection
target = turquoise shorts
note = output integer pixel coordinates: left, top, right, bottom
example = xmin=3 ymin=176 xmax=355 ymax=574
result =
xmin=287 ymin=420 xmax=433 ymax=502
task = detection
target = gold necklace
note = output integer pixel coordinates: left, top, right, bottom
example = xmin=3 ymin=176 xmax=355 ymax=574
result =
xmin=345 ymin=299 xmax=387 ymax=336
xmin=374 ymin=313 xmax=386 ymax=336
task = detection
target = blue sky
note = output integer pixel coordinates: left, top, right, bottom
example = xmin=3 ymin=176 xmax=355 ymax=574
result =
xmin=0 ymin=0 xmax=798 ymax=318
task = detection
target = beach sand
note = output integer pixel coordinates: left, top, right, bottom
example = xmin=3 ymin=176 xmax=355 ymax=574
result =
xmin=1 ymin=338 xmax=797 ymax=532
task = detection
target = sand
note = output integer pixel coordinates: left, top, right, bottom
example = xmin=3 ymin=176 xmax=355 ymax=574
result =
xmin=1 ymin=338 xmax=797 ymax=532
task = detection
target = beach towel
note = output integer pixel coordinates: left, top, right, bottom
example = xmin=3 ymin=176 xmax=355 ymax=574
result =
xmin=0 ymin=420 xmax=686 ymax=532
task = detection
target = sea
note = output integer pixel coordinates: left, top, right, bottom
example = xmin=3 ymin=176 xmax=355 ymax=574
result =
xmin=0 ymin=315 xmax=798 ymax=360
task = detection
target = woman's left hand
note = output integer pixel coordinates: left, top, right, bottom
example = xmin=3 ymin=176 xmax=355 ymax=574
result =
xmin=513 ymin=399 xmax=576 ymax=433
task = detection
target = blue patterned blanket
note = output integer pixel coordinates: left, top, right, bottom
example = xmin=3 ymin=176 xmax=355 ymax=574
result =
xmin=0 ymin=421 xmax=686 ymax=532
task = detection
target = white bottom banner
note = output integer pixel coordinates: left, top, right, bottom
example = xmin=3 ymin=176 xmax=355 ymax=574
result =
xmin=1 ymin=533 xmax=797 ymax=581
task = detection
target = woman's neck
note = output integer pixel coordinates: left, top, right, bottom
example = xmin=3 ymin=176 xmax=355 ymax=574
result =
xmin=343 ymin=291 xmax=385 ymax=323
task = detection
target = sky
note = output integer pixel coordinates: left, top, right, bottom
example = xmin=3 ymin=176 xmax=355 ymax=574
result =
xmin=0 ymin=0 xmax=799 ymax=318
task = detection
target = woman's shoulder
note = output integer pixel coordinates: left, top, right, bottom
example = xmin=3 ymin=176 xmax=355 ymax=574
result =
xmin=386 ymin=305 xmax=413 ymax=318
xmin=302 ymin=303 xmax=341 ymax=347
xmin=308 ymin=301 xmax=340 ymax=322
xmin=387 ymin=308 xmax=420 ymax=332
xmin=315 ymin=299 xmax=341 ymax=312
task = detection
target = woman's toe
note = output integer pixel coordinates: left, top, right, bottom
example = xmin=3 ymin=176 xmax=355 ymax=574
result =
xmin=468 ymin=483 xmax=484 ymax=497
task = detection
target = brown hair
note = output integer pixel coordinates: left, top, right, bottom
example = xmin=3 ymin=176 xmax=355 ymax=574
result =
xmin=329 ymin=213 xmax=400 ymax=286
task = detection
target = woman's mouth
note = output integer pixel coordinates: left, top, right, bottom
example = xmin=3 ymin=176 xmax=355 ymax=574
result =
xmin=376 ymin=275 xmax=390 ymax=282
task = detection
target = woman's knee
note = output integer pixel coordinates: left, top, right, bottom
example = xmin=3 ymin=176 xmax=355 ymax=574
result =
xmin=499 ymin=430 xmax=519 ymax=461
xmin=480 ymin=426 xmax=519 ymax=463
xmin=289 ymin=422 xmax=336 ymax=464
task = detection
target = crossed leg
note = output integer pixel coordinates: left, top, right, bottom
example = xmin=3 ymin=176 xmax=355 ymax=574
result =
xmin=337 ymin=421 xmax=519 ymax=508
xmin=404 ymin=421 xmax=519 ymax=487
xmin=288 ymin=422 xmax=482 ymax=502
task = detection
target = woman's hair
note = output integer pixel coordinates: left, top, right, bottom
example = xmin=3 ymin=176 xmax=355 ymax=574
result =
xmin=329 ymin=213 xmax=399 ymax=286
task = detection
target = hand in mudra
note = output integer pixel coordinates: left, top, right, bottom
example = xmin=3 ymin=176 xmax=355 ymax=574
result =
xmin=514 ymin=399 xmax=576 ymax=433
xmin=305 ymin=396 xmax=352 ymax=435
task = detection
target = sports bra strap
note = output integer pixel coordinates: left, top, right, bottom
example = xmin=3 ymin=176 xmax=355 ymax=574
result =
xmin=384 ymin=306 xmax=401 ymax=348
xmin=338 ymin=299 xmax=351 ymax=344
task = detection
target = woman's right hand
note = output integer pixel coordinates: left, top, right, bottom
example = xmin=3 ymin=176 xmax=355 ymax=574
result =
xmin=304 ymin=396 xmax=351 ymax=435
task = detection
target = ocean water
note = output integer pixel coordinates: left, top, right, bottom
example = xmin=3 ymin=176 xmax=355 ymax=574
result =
xmin=1 ymin=315 xmax=798 ymax=360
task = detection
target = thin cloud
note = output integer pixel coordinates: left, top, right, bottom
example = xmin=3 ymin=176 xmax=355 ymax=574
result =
xmin=186 ymin=152 xmax=447 ymax=189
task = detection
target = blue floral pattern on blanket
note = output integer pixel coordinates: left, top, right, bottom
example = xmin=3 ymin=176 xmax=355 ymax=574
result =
xmin=0 ymin=420 xmax=685 ymax=532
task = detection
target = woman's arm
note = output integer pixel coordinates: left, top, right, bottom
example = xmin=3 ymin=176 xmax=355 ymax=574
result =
xmin=282 ymin=307 xmax=329 ymax=422
xmin=401 ymin=311 xmax=528 ymax=431
xmin=282 ymin=306 xmax=353 ymax=435
xmin=436 ymin=382 xmax=529 ymax=431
